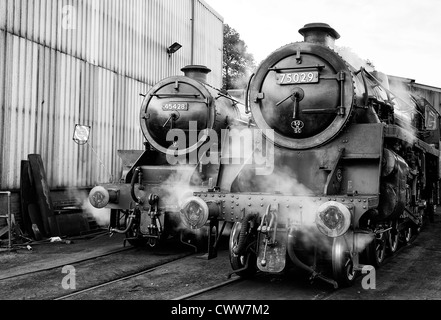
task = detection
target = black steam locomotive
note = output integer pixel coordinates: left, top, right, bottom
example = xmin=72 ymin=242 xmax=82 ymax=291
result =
xmin=88 ymin=65 xmax=247 ymax=251
xmin=178 ymin=23 xmax=441 ymax=287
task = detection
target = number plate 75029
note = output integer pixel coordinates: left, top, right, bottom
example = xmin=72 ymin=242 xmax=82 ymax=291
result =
xmin=276 ymin=71 xmax=319 ymax=85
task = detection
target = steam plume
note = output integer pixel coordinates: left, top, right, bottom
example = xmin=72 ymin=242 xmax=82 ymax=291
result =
xmin=67 ymin=188 xmax=110 ymax=227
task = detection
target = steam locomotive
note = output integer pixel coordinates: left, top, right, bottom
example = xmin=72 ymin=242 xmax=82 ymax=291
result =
xmin=88 ymin=65 xmax=247 ymax=251
xmin=178 ymin=23 xmax=441 ymax=287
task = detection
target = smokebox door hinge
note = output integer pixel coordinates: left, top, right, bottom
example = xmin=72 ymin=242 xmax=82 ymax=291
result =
xmin=254 ymin=92 xmax=265 ymax=103
xmin=296 ymin=50 xmax=302 ymax=64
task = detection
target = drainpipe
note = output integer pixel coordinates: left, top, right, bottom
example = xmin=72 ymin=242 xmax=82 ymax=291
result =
xmin=191 ymin=0 xmax=195 ymax=64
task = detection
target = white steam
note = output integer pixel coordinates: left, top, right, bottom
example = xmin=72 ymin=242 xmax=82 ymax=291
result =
xmin=335 ymin=46 xmax=376 ymax=72
xmin=237 ymin=164 xmax=376 ymax=253
xmin=155 ymin=167 xmax=202 ymax=233
xmin=389 ymin=81 xmax=415 ymax=121
xmin=354 ymin=232 xmax=375 ymax=253
xmin=67 ymin=188 xmax=110 ymax=227
xmin=83 ymin=197 xmax=111 ymax=227
xmin=336 ymin=45 xmax=418 ymax=141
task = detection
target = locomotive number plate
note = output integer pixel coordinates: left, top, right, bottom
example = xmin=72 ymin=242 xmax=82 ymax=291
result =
xmin=162 ymin=103 xmax=189 ymax=111
xmin=277 ymin=71 xmax=319 ymax=85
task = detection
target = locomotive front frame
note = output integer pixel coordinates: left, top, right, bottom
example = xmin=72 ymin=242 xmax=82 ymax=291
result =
xmin=180 ymin=120 xmax=438 ymax=287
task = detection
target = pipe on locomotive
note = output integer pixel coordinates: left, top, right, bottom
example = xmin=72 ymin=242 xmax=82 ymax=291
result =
xmin=287 ymin=228 xmax=338 ymax=288
xmin=130 ymin=167 xmax=144 ymax=205
xmin=109 ymin=210 xmax=137 ymax=234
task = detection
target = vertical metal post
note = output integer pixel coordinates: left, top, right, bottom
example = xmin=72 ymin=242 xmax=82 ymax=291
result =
xmin=205 ymin=218 xmax=219 ymax=260
xmin=0 ymin=191 xmax=12 ymax=251
xmin=7 ymin=192 xmax=11 ymax=251
xmin=191 ymin=0 xmax=195 ymax=65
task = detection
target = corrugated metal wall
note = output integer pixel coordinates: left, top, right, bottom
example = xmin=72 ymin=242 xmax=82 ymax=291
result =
xmin=193 ymin=0 xmax=223 ymax=74
xmin=0 ymin=0 xmax=224 ymax=190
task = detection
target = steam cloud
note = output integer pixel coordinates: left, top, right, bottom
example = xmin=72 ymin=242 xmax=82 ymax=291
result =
xmin=67 ymin=188 xmax=110 ymax=227
xmin=335 ymin=46 xmax=376 ymax=72
xmin=235 ymin=164 xmax=375 ymax=253
xmin=155 ymin=167 xmax=203 ymax=234
xmin=336 ymin=45 xmax=418 ymax=142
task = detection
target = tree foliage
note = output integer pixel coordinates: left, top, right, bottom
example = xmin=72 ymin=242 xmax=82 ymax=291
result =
xmin=222 ymin=24 xmax=255 ymax=91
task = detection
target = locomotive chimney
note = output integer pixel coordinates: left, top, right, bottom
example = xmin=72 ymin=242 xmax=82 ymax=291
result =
xmin=299 ymin=23 xmax=341 ymax=48
xmin=181 ymin=65 xmax=211 ymax=83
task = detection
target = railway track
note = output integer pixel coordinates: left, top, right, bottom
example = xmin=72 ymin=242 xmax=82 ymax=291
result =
xmin=52 ymin=247 xmax=236 ymax=300
xmin=54 ymin=252 xmax=194 ymax=300
xmin=172 ymin=276 xmax=243 ymax=300
xmin=0 ymin=234 xmax=199 ymax=300
xmin=27 ymin=234 xmax=420 ymax=300
xmin=0 ymin=220 xmax=428 ymax=301
xmin=0 ymin=246 xmax=134 ymax=281
xmin=170 ymin=230 xmax=423 ymax=301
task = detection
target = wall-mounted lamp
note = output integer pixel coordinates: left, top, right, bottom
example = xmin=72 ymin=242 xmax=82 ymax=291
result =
xmin=167 ymin=42 xmax=182 ymax=57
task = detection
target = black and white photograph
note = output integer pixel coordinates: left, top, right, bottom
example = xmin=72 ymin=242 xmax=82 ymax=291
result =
xmin=1 ymin=0 xmax=441 ymax=312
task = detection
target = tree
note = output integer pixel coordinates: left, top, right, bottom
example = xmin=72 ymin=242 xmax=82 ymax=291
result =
xmin=222 ymin=24 xmax=255 ymax=91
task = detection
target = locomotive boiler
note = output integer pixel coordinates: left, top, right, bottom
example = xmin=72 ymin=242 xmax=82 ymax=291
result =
xmin=88 ymin=65 xmax=246 ymax=250
xmin=179 ymin=23 xmax=441 ymax=287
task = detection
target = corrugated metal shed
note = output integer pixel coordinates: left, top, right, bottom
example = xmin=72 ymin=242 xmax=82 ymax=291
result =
xmin=0 ymin=0 xmax=224 ymax=190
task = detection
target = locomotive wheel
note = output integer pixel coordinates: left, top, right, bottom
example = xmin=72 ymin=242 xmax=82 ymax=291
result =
xmin=365 ymin=232 xmax=386 ymax=268
xmin=403 ymin=226 xmax=413 ymax=244
xmin=332 ymin=236 xmax=357 ymax=287
xmin=397 ymin=220 xmax=413 ymax=245
xmin=416 ymin=208 xmax=425 ymax=234
xmin=387 ymin=220 xmax=399 ymax=254
xmin=229 ymin=222 xmax=257 ymax=278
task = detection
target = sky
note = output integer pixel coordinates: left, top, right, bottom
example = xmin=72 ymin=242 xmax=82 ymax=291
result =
xmin=204 ymin=0 xmax=441 ymax=88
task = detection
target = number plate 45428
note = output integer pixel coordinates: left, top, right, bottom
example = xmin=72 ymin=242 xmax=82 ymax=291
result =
xmin=162 ymin=103 xmax=189 ymax=111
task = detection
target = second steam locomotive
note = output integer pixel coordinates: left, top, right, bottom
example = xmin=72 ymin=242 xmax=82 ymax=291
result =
xmin=88 ymin=65 xmax=246 ymax=250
